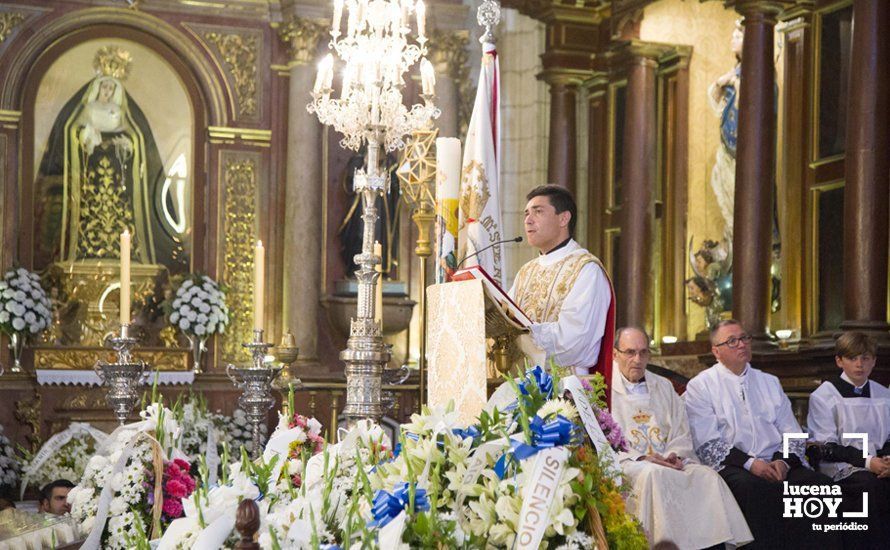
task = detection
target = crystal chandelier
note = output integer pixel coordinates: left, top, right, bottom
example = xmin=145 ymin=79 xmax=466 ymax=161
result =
xmin=308 ymin=0 xmax=440 ymax=155
xmin=308 ymin=0 xmax=439 ymax=422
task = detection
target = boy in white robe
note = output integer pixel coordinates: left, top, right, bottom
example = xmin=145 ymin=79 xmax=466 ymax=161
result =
xmin=807 ymin=331 xmax=890 ymax=546
xmin=685 ymin=320 xmax=840 ymax=549
xmin=611 ymin=327 xmax=752 ymax=549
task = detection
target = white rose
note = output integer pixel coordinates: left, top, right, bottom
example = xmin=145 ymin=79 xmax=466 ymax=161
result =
xmin=12 ymin=317 xmax=25 ymax=331
xmin=182 ymin=280 xmax=194 ymax=289
xmin=194 ymin=324 xmax=206 ymax=336
xmin=179 ymin=318 xmax=190 ymax=330
xmin=13 ymin=290 xmax=25 ymax=302
xmin=2 ymin=289 xmax=13 ymax=298
xmin=172 ymin=299 xmax=182 ymax=309
xmin=199 ymin=303 xmax=210 ymax=314
xmin=190 ymin=297 xmax=202 ymax=308
xmin=196 ymin=313 xmax=208 ymax=324
xmin=186 ymin=311 xmax=197 ymax=322
xmin=16 ymin=268 xmax=27 ymax=277
xmin=208 ymin=313 xmax=219 ymax=325
xmin=24 ymin=311 xmax=36 ymax=324
xmin=170 ymin=312 xmax=180 ymax=323
xmin=23 ymin=298 xmax=34 ymax=308
xmin=13 ymin=304 xmax=25 ymax=316
xmin=29 ymin=323 xmax=39 ymax=334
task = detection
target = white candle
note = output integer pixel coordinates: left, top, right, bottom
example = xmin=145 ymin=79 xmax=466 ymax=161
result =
xmin=420 ymin=58 xmax=435 ymax=96
xmin=416 ymin=0 xmax=425 ymax=38
xmin=120 ymin=230 xmax=130 ymax=326
xmin=254 ymin=240 xmax=264 ymax=332
xmin=435 ymin=137 xmax=461 ymax=197
xmin=374 ymin=241 xmax=383 ymax=326
xmin=333 ymin=0 xmax=344 ymax=34
xmin=314 ymin=54 xmax=334 ymax=94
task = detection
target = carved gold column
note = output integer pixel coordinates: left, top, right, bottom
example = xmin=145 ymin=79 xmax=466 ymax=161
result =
xmin=278 ymin=17 xmax=327 ymax=366
xmin=428 ymin=30 xmax=469 ymax=138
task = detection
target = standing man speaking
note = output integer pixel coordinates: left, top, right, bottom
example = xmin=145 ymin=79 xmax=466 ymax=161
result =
xmin=508 ymin=185 xmax=615 ymax=393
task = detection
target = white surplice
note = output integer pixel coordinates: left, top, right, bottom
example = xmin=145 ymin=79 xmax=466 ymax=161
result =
xmin=508 ymin=240 xmax=611 ymax=375
xmin=685 ymin=363 xmax=807 ymax=469
xmin=611 ymin=363 xmax=753 ymax=548
xmin=807 ymin=376 xmax=890 ymax=480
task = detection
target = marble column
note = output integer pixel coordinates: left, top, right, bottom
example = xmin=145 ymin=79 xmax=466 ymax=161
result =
xmin=541 ymin=72 xmax=579 ymax=194
xmin=429 ymin=30 xmax=468 ymax=138
xmin=617 ymin=48 xmax=658 ymax=329
xmin=841 ymin=0 xmax=890 ymax=334
xmin=731 ymin=2 xmax=782 ymax=339
xmin=278 ymin=17 xmax=326 ymax=363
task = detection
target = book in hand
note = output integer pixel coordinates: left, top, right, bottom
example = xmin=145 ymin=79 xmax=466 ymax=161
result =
xmin=451 ymin=265 xmax=532 ymax=327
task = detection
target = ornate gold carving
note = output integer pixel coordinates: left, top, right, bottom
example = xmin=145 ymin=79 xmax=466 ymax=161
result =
xmin=428 ymin=30 xmax=471 ymax=136
xmin=14 ymin=390 xmax=42 ymax=453
xmin=208 ymin=126 xmax=272 ymax=144
xmin=220 ymin=157 xmax=257 ymax=362
xmin=61 ymin=389 xmax=108 ymax=409
xmin=33 ymin=347 xmax=189 ymax=370
xmin=53 ymin=261 xmax=164 ymax=346
xmin=0 ymin=12 xmax=25 ymax=44
xmin=276 ymin=16 xmax=327 ymax=66
xmin=94 ymin=45 xmax=133 ymax=80
xmin=204 ymin=31 xmax=259 ymax=118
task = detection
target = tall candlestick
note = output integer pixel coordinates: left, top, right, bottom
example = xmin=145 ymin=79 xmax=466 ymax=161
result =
xmin=120 ymin=230 xmax=131 ymax=325
xmin=374 ymin=241 xmax=383 ymax=326
xmin=254 ymin=240 xmax=265 ymax=332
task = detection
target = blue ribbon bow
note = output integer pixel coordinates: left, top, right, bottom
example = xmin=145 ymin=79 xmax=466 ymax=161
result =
xmin=493 ymin=414 xmax=576 ymax=477
xmin=368 ymin=482 xmax=430 ymax=529
xmin=518 ymin=365 xmax=554 ymax=399
xmin=452 ymin=425 xmax=480 ymax=441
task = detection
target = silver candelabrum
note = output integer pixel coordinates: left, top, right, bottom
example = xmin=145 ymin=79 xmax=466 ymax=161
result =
xmin=340 ymin=134 xmax=392 ymax=423
xmin=95 ymin=324 xmax=147 ymax=425
xmin=226 ymin=329 xmax=281 ymax=458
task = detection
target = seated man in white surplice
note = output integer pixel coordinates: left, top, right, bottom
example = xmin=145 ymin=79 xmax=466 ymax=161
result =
xmin=685 ymin=319 xmax=840 ymax=549
xmin=610 ymin=327 xmax=752 ymax=549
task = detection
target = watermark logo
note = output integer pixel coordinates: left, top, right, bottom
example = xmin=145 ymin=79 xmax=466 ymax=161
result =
xmin=781 ymin=433 xmax=869 ymax=531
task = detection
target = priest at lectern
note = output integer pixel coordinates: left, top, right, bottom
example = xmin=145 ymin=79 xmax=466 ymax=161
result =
xmin=508 ymin=185 xmax=616 ymax=390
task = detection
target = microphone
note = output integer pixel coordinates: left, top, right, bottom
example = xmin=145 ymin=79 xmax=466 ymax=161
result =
xmin=457 ymin=236 xmax=523 ymax=268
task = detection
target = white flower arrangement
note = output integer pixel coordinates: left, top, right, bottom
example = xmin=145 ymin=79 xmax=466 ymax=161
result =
xmin=176 ymin=395 xmax=261 ymax=473
xmin=22 ymin=432 xmax=99 ymax=491
xmin=0 ymin=424 xmax=21 ymax=489
xmin=0 ymin=267 xmax=52 ymax=337
xmin=67 ymin=403 xmax=187 ymax=549
xmin=168 ymin=275 xmax=229 ymax=338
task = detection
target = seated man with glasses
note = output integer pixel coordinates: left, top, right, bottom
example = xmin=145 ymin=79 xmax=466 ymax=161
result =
xmin=610 ymin=327 xmax=752 ymax=549
xmin=807 ymin=331 xmax=890 ymax=545
xmin=685 ymin=319 xmax=839 ymax=549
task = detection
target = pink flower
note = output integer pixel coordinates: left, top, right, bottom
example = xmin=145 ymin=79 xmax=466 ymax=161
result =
xmin=173 ymin=458 xmax=191 ymax=471
xmin=162 ymin=498 xmax=183 ymax=518
xmin=580 ymin=378 xmax=593 ymax=392
xmin=166 ymin=463 xmax=181 ymax=478
xmin=165 ymin=478 xmax=188 ymax=499
xmin=180 ymin=475 xmax=196 ymax=492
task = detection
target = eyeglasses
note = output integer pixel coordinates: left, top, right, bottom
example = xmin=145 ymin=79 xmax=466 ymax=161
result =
xmin=615 ymin=348 xmax=651 ymax=359
xmin=714 ymin=334 xmax=753 ymax=349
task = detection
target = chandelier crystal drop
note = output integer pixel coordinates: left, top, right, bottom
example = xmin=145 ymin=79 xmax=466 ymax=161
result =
xmin=307 ymin=0 xmax=440 ymax=154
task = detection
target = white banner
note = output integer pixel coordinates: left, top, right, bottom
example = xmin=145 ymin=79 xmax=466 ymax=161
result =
xmin=562 ymin=375 xmax=622 ymax=485
xmin=513 ymin=447 xmax=570 ymax=550
xmin=458 ymin=41 xmax=505 ymax=286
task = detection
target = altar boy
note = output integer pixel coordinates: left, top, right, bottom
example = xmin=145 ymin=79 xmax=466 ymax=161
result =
xmin=807 ymin=331 xmax=890 ymax=545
